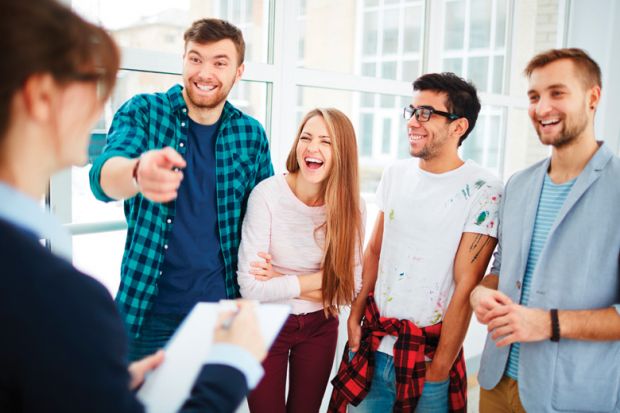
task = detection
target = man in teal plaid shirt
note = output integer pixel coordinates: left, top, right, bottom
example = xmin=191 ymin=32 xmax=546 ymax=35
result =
xmin=89 ymin=18 xmax=273 ymax=360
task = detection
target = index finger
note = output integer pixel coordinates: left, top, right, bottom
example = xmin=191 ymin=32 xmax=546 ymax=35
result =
xmin=160 ymin=147 xmax=187 ymax=168
xmin=257 ymin=252 xmax=272 ymax=262
xmin=482 ymin=303 xmax=511 ymax=324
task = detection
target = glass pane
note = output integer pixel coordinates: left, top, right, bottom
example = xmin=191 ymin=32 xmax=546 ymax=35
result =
xmin=443 ymin=58 xmax=464 ymax=76
xmin=495 ymin=0 xmax=507 ymax=48
xmin=382 ymin=118 xmax=392 ymax=154
xmin=444 ymin=0 xmax=465 ymax=49
xmin=298 ymin=1 xmax=425 ymax=80
xmin=364 ymin=0 xmax=379 ymax=6
xmin=461 ymin=106 xmax=503 ymax=175
xmin=72 ymin=165 xmax=125 ymax=224
xmin=381 ymin=95 xmax=396 ymax=108
xmin=382 ymin=61 xmax=397 ymax=80
xmin=297 ymin=20 xmax=306 ymax=61
xmin=362 ymin=92 xmax=376 ymax=108
xmin=509 ymin=1 xmax=562 ymax=96
xmin=362 ymin=62 xmax=377 ymax=77
xmin=226 ymin=80 xmax=269 ymax=126
xmin=382 ymin=9 xmax=400 ymax=55
xmin=360 ymin=114 xmax=374 ymax=157
xmin=401 ymin=60 xmax=420 ymax=81
xmin=397 ymin=95 xmax=411 ymax=158
xmin=403 ymin=6 xmax=423 ymax=53
xmin=492 ymin=55 xmax=504 ymax=93
xmin=470 ymin=0 xmax=492 ymax=48
xmin=363 ymin=11 xmax=379 ymax=55
xmin=487 ymin=114 xmax=501 ymax=168
xmin=73 ymin=230 xmax=127 ymax=296
xmin=468 ymin=56 xmax=489 ymax=92
xmin=72 ymin=0 xmax=269 ymax=63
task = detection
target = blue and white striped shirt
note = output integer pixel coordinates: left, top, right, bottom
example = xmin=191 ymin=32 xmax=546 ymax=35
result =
xmin=505 ymin=174 xmax=575 ymax=380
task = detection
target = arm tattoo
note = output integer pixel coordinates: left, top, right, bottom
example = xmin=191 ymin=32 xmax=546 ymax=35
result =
xmin=469 ymin=234 xmax=491 ymax=263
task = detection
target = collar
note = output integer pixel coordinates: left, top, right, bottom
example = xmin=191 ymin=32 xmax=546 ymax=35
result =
xmin=0 ymin=183 xmax=71 ymax=261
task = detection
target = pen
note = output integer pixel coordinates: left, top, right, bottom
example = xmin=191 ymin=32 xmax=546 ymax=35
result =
xmin=220 ymin=308 xmax=239 ymax=330
xmin=218 ymin=299 xmax=240 ymax=330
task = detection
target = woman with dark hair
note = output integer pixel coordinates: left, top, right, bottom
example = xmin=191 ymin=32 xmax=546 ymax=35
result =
xmin=237 ymin=108 xmax=365 ymax=413
xmin=0 ymin=1 xmax=265 ymax=412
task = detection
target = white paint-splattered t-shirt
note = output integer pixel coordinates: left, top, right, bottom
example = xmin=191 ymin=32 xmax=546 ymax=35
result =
xmin=375 ymin=158 xmax=502 ymax=355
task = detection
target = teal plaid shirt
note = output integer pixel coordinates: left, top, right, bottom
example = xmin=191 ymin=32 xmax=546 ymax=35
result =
xmin=89 ymin=85 xmax=273 ymax=337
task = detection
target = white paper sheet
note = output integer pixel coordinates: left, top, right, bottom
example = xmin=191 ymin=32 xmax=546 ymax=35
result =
xmin=137 ymin=302 xmax=290 ymax=413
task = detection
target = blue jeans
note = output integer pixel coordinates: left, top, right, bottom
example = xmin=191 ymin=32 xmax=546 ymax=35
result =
xmin=348 ymin=351 xmax=450 ymax=413
xmin=127 ymin=312 xmax=186 ymax=361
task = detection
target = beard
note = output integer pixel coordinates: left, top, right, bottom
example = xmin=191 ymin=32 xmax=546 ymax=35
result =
xmin=409 ymin=134 xmax=448 ymax=160
xmin=536 ymin=111 xmax=588 ymax=149
xmin=183 ymin=79 xmax=233 ymax=110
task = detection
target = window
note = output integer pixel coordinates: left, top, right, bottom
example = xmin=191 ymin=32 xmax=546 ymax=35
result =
xmin=73 ymin=0 xmax=269 ymax=63
xmin=441 ymin=0 xmax=509 ymax=94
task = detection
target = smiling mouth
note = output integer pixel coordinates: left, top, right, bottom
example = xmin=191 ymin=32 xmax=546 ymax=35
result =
xmin=304 ymin=157 xmax=324 ymax=170
xmin=194 ymin=82 xmax=217 ymax=92
xmin=539 ymin=118 xmax=560 ymax=129
xmin=409 ymin=134 xmax=426 ymax=142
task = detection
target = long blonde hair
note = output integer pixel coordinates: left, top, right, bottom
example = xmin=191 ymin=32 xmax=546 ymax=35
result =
xmin=286 ymin=108 xmax=363 ymax=315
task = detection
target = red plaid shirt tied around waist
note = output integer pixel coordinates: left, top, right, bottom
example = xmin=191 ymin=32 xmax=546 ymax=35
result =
xmin=329 ymin=293 xmax=467 ymax=413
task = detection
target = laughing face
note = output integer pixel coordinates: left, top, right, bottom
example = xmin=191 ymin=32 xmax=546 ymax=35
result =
xmin=182 ymin=39 xmax=243 ymax=111
xmin=295 ymin=115 xmax=333 ymax=185
xmin=527 ymin=59 xmax=593 ymax=148
xmin=406 ymin=90 xmax=454 ymax=161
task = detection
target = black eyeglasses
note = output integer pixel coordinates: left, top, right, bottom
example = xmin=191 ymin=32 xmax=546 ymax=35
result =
xmin=403 ymin=105 xmax=460 ymax=122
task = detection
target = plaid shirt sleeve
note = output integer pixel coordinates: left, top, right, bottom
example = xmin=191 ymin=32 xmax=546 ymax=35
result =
xmin=216 ymin=110 xmax=274 ymax=299
xmin=89 ymin=95 xmax=150 ymax=202
xmin=254 ymin=127 xmax=274 ymax=186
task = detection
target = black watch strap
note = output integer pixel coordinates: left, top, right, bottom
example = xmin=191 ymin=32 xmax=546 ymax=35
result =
xmin=550 ymin=308 xmax=560 ymax=342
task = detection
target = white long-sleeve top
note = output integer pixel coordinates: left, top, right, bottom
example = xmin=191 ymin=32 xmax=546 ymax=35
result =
xmin=237 ymin=174 xmax=364 ymax=315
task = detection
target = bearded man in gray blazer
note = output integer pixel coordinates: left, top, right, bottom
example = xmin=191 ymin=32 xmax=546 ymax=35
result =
xmin=471 ymin=48 xmax=620 ymax=413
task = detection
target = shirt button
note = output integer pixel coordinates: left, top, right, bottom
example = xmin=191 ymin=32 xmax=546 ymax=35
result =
xmin=159 ymin=271 xmax=163 ymax=276
xmin=181 ymin=122 xmax=186 ymax=127
xmin=164 ymin=244 xmax=168 ymax=250
xmin=516 ymin=280 xmax=522 ymax=290
xmin=179 ymin=142 xmax=185 ymax=148
xmin=166 ymin=218 xmax=172 ymax=224
xmin=182 ymin=108 xmax=187 ymax=113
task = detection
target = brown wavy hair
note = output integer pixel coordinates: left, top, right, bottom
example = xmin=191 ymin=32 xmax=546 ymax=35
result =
xmin=184 ymin=18 xmax=246 ymax=65
xmin=524 ymin=48 xmax=601 ymax=89
xmin=0 ymin=0 xmax=120 ymax=139
xmin=286 ymin=108 xmax=363 ymax=315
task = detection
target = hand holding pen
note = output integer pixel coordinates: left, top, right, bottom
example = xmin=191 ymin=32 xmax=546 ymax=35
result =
xmin=214 ymin=300 xmax=267 ymax=363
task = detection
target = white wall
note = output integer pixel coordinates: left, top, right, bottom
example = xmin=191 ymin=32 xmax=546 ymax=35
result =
xmin=566 ymin=0 xmax=620 ymax=153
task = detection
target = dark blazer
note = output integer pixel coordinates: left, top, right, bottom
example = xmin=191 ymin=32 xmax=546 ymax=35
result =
xmin=0 ymin=218 xmax=248 ymax=413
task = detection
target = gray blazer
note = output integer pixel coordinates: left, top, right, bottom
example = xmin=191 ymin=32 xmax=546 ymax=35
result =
xmin=478 ymin=143 xmax=620 ymax=413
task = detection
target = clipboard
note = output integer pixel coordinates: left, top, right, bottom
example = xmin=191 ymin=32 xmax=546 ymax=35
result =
xmin=137 ymin=302 xmax=290 ymax=413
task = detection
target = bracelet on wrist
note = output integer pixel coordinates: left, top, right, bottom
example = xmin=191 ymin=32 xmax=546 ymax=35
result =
xmin=131 ymin=157 xmax=141 ymax=191
xmin=550 ymin=308 xmax=560 ymax=342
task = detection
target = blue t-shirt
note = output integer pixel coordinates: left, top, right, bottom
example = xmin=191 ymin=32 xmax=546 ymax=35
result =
xmin=152 ymin=117 xmax=226 ymax=315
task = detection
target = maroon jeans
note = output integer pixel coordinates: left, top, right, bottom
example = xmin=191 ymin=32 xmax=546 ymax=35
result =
xmin=248 ymin=309 xmax=339 ymax=413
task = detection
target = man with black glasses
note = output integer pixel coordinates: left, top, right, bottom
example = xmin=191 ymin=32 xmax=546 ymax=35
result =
xmin=330 ymin=72 xmax=503 ymax=412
